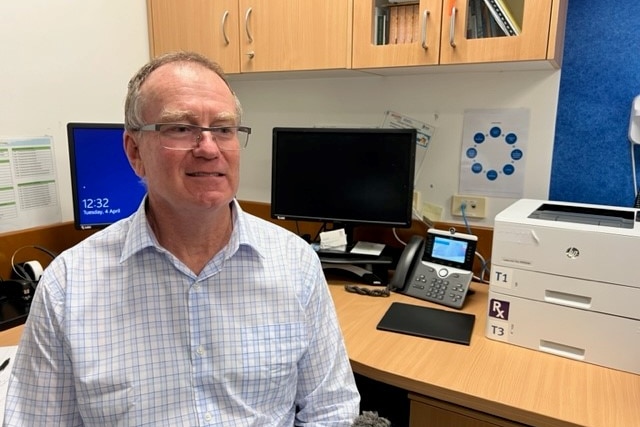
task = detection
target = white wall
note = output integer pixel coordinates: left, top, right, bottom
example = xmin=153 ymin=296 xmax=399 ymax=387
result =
xmin=0 ymin=1 xmax=149 ymax=222
xmin=232 ymin=69 xmax=561 ymax=225
xmin=0 ymin=1 xmax=561 ymax=228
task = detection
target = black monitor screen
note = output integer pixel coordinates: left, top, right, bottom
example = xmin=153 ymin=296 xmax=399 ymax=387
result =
xmin=271 ymin=127 xmax=416 ymax=232
xmin=67 ymin=123 xmax=146 ymax=230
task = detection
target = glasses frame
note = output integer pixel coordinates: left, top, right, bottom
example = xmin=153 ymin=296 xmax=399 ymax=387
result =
xmin=136 ymin=123 xmax=251 ymax=151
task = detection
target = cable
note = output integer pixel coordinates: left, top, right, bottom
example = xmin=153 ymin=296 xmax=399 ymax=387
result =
xmin=458 ymin=200 xmax=490 ymax=284
xmin=473 ymin=251 xmax=491 ymax=284
xmin=344 ymin=284 xmax=391 ymax=297
xmin=459 ymin=202 xmax=472 ymax=234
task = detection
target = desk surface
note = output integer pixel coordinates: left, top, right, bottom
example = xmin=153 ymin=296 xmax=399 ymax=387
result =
xmin=330 ymin=282 xmax=640 ymax=427
xmin=0 ymin=324 xmax=22 ymax=347
xmin=2 ymin=285 xmax=639 ymax=426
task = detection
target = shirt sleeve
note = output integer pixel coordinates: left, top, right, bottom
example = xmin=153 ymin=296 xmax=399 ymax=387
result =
xmin=4 ymin=258 xmax=82 ymax=426
xmin=294 ymin=255 xmax=360 ymax=426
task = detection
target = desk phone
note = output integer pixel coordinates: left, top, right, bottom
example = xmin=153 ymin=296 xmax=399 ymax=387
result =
xmin=390 ymin=229 xmax=477 ymax=309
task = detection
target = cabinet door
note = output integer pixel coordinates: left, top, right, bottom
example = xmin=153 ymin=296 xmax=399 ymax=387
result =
xmin=238 ymin=0 xmax=350 ymax=72
xmin=409 ymin=394 xmax=527 ymax=427
xmin=352 ymin=0 xmax=442 ymax=69
xmin=439 ymin=0 xmax=556 ymax=65
xmin=147 ymin=0 xmax=241 ymax=73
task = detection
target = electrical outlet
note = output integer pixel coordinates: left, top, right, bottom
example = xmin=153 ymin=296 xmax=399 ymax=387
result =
xmin=451 ymin=195 xmax=487 ymax=218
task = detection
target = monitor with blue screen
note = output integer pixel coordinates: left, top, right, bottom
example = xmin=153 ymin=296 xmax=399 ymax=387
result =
xmin=67 ymin=123 xmax=147 ymax=230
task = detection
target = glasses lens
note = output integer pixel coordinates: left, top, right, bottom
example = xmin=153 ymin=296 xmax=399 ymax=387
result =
xmin=157 ymin=124 xmax=199 ymax=150
xmin=234 ymin=127 xmax=250 ymax=149
xmin=154 ymin=124 xmax=249 ymax=151
xmin=211 ymin=128 xmax=239 ymax=150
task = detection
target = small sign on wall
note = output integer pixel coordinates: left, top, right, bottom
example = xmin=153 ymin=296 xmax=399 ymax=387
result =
xmin=0 ymin=136 xmax=62 ymax=233
xmin=459 ymin=108 xmax=530 ymax=198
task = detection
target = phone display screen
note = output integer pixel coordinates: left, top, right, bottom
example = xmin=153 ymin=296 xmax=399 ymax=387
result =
xmin=422 ymin=231 xmax=477 ymax=271
xmin=431 ymin=236 xmax=468 ymax=264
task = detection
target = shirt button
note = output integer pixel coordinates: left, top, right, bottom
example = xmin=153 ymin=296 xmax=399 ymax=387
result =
xmin=193 ymin=283 xmax=200 ymax=291
xmin=204 ymin=412 xmax=213 ymax=421
xmin=197 ymin=345 xmax=205 ymax=356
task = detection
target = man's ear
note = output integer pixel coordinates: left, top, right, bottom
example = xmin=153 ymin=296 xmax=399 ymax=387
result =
xmin=123 ymin=131 xmax=145 ymax=178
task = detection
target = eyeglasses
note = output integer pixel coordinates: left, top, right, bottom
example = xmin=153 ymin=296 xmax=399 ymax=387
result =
xmin=136 ymin=123 xmax=251 ymax=151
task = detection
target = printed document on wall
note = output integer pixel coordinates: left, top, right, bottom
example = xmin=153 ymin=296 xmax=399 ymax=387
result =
xmin=0 ymin=136 xmax=62 ymax=233
xmin=382 ymin=111 xmax=436 ymax=183
xmin=459 ymin=108 xmax=529 ymax=198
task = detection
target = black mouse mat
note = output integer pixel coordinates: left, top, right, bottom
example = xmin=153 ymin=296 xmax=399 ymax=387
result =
xmin=376 ymin=302 xmax=476 ymax=345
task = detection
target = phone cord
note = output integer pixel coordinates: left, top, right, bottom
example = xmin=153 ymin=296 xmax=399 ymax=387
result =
xmin=344 ymin=284 xmax=392 ymax=297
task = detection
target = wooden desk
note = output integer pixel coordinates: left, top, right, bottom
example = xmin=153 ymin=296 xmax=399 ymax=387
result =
xmin=3 ymin=285 xmax=639 ymax=426
xmin=0 ymin=324 xmax=22 ymax=347
xmin=330 ymin=282 xmax=640 ymax=427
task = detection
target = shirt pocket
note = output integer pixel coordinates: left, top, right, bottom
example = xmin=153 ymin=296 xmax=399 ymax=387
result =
xmin=241 ymin=323 xmax=307 ymax=402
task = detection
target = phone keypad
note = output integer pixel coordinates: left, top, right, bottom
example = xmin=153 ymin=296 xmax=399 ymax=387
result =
xmin=406 ymin=264 xmax=473 ymax=309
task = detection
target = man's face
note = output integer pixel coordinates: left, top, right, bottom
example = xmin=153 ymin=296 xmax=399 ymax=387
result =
xmin=124 ymin=63 xmax=241 ymax=215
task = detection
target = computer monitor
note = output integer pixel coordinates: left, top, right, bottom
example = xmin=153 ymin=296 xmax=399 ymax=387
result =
xmin=271 ymin=127 xmax=417 ymax=247
xmin=67 ymin=122 xmax=147 ymax=230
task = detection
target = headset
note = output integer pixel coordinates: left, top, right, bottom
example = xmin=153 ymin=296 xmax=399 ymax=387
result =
xmin=8 ymin=245 xmax=58 ymax=292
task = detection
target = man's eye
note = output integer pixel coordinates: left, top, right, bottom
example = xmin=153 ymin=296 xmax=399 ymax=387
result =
xmin=167 ymin=125 xmax=192 ymax=133
xmin=213 ymin=127 xmax=235 ymax=135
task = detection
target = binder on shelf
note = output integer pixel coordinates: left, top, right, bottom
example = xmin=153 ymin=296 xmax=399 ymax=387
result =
xmin=385 ymin=3 xmax=420 ymax=45
xmin=396 ymin=4 xmax=407 ymax=44
xmin=412 ymin=4 xmax=420 ymax=44
xmin=375 ymin=7 xmax=389 ymax=45
xmin=388 ymin=5 xmax=398 ymax=44
xmin=482 ymin=0 xmax=521 ymax=36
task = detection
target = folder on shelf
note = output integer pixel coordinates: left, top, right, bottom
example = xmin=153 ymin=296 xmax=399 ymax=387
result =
xmin=483 ymin=0 xmax=521 ymax=36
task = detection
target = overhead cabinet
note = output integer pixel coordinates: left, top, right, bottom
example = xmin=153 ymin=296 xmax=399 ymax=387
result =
xmin=352 ymin=0 xmax=567 ymax=70
xmin=147 ymin=0 xmax=351 ymax=74
xmin=147 ymin=0 xmax=567 ymax=75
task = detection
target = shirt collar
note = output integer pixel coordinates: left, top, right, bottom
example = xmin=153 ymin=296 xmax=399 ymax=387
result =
xmin=121 ymin=197 xmax=265 ymax=263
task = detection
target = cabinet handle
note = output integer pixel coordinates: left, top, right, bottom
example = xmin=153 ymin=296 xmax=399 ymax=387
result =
xmin=421 ymin=9 xmax=429 ymax=49
xmin=449 ymin=7 xmax=457 ymax=47
xmin=244 ymin=7 xmax=253 ymax=43
xmin=221 ymin=10 xmax=230 ymax=45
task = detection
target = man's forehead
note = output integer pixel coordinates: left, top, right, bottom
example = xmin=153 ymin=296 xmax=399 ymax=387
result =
xmin=147 ymin=61 xmax=227 ymax=87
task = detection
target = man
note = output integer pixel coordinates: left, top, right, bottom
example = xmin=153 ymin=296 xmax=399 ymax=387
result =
xmin=4 ymin=51 xmax=360 ymax=426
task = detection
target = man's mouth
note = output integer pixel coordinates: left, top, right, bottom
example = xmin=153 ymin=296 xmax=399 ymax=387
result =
xmin=186 ymin=172 xmax=224 ymax=177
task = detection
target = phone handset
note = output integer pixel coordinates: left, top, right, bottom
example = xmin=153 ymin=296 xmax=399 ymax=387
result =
xmin=389 ymin=235 xmax=425 ymax=292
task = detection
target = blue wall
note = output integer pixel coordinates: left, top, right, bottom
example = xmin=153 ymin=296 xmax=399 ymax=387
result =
xmin=550 ymin=0 xmax=640 ymax=207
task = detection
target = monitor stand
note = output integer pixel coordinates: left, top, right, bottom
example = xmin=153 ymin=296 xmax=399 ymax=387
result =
xmin=322 ymin=263 xmax=383 ymax=285
xmin=318 ymin=251 xmax=394 ymax=286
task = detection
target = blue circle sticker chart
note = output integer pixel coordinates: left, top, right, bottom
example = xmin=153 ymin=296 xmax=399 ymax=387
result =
xmin=459 ymin=108 xmax=530 ymax=198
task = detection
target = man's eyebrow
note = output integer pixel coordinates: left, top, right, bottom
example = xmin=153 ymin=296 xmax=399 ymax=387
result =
xmin=156 ymin=110 xmax=238 ymax=124
xmin=157 ymin=109 xmax=197 ymax=123
xmin=211 ymin=112 xmax=240 ymax=124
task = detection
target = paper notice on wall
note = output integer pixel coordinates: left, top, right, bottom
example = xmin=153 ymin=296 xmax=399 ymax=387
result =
xmin=382 ymin=111 xmax=436 ymax=183
xmin=459 ymin=108 xmax=529 ymax=198
xmin=0 ymin=136 xmax=62 ymax=233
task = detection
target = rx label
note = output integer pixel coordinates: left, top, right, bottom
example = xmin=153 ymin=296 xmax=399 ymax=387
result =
xmin=489 ymin=299 xmax=510 ymax=320
xmin=487 ymin=299 xmax=511 ymax=341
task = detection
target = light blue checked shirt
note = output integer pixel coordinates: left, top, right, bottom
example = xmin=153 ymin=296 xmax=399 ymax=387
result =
xmin=4 ymin=200 xmax=359 ymax=426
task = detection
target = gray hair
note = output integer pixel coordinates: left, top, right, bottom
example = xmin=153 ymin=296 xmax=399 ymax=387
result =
xmin=124 ymin=51 xmax=243 ymax=131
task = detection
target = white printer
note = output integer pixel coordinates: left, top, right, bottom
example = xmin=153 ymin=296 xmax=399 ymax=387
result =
xmin=486 ymin=198 xmax=640 ymax=374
